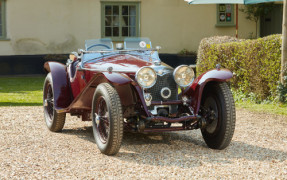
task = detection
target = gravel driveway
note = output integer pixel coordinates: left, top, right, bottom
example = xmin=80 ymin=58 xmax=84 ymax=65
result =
xmin=0 ymin=106 xmax=286 ymax=179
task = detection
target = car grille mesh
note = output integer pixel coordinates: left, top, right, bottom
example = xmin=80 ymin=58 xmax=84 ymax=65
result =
xmin=146 ymin=72 xmax=178 ymax=113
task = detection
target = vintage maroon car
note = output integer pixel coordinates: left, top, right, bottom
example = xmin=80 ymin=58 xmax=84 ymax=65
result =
xmin=43 ymin=38 xmax=235 ymax=155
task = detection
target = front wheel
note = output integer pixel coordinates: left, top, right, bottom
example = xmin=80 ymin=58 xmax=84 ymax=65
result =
xmin=200 ymin=82 xmax=236 ymax=150
xmin=92 ymin=83 xmax=123 ymax=155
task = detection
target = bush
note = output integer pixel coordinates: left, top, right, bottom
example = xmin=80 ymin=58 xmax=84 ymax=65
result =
xmin=197 ymin=34 xmax=282 ymax=102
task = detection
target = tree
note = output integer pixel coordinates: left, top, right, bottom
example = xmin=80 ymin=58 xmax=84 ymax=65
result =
xmin=240 ymin=3 xmax=275 ymax=38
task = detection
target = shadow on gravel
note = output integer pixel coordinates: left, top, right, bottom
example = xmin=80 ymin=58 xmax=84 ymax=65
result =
xmin=118 ymin=132 xmax=287 ymax=168
xmin=62 ymin=126 xmax=94 ymax=143
xmin=61 ymin=127 xmax=287 ymax=168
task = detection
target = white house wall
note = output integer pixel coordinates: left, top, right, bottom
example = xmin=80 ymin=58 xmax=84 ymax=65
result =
xmin=0 ymin=0 xmax=256 ymax=55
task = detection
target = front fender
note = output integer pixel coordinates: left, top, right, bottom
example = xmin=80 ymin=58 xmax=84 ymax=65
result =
xmin=44 ymin=62 xmax=72 ymax=110
xmin=185 ymin=68 xmax=233 ymax=115
xmin=67 ymin=72 xmax=134 ymax=111
xmin=102 ymin=72 xmax=150 ymax=116
xmin=102 ymin=72 xmax=133 ymax=86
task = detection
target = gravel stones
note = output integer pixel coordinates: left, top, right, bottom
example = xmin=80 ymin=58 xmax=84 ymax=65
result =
xmin=0 ymin=107 xmax=286 ymax=179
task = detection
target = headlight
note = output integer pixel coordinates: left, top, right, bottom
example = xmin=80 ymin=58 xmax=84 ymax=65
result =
xmin=173 ymin=65 xmax=195 ymax=87
xmin=136 ymin=67 xmax=157 ymax=88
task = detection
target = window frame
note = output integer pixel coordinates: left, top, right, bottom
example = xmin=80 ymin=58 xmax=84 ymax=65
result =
xmin=101 ymin=1 xmax=140 ymax=41
xmin=216 ymin=4 xmax=235 ymax=27
xmin=0 ymin=0 xmax=6 ymax=39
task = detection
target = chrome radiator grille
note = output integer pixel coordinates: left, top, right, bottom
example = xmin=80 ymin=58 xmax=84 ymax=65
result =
xmin=146 ymin=72 xmax=178 ymax=113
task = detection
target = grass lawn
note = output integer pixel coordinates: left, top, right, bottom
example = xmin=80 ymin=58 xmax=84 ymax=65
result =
xmin=0 ymin=76 xmax=286 ymax=116
xmin=0 ymin=76 xmax=44 ymax=106
xmin=236 ymin=101 xmax=287 ymax=116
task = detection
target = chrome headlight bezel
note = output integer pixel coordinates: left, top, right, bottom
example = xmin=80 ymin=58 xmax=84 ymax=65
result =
xmin=135 ymin=66 xmax=157 ymax=88
xmin=173 ymin=65 xmax=195 ymax=87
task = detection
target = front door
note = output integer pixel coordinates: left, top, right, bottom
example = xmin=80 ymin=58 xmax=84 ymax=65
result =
xmin=260 ymin=4 xmax=283 ymax=37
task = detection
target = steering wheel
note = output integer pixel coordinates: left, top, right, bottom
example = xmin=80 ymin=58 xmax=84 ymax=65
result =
xmin=87 ymin=44 xmax=111 ymax=51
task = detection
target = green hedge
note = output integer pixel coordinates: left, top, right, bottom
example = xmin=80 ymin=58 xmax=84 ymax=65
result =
xmin=197 ymin=34 xmax=282 ymax=101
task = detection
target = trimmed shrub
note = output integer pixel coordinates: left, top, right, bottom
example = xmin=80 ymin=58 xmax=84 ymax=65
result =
xmin=197 ymin=34 xmax=282 ymax=101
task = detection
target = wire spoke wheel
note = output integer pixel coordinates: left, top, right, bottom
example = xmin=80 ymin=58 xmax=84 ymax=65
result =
xmin=92 ymin=83 xmax=123 ymax=155
xmin=43 ymin=73 xmax=66 ymax=132
xmin=94 ymin=97 xmax=110 ymax=144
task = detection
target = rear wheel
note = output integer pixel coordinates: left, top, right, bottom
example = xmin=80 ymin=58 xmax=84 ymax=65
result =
xmin=200 ymin=82 xmax=236 ymax=150
xmin=92 ymin=83 xmax=123 ymax=155
xmin=43 ymin=73 xmax=66 ymax=132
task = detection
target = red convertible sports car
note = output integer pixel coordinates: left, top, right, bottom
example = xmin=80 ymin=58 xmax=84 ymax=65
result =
xmin=43 ymin=38 xmax=236 ymax=155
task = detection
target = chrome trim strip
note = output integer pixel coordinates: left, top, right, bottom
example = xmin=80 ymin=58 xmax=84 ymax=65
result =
xmin=156 ymin=71 xmax=171 ymax=76
xmin=78 ymin=67 xmax=136 ymax=73
xmin=82 ymin=48 xmax=159 ymax=54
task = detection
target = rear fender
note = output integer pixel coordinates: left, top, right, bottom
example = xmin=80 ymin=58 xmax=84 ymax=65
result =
xmin=44 ymin=62 xmax=72 ymax=110
xmin=184 ymin=69 xmax=233 ymax=115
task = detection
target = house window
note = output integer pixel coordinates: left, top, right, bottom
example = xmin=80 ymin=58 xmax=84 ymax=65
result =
xmin=0 ymin=0 xmax=6 ymax=38
xmin=101 ymin=2 xmax=140 ymax=41
xmin=216 ymin=4 xmax=235 ymax=27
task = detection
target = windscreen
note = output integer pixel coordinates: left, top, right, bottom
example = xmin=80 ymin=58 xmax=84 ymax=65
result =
xmin=85 ymin=38 xmax=114 ymax=51
xmin=82 ymin=37 xmax=160 ymax=65
xmin=124 ymin=37 xmax=152 ymax=49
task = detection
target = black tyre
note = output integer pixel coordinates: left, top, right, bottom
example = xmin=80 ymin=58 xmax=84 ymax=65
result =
xmin=92 ymin=83 xmax=123 ymax=155
xmin=200 ymin=82 xmax=236 ymax=150
xmin=43 ymin=73 xmax=66 ymax=132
